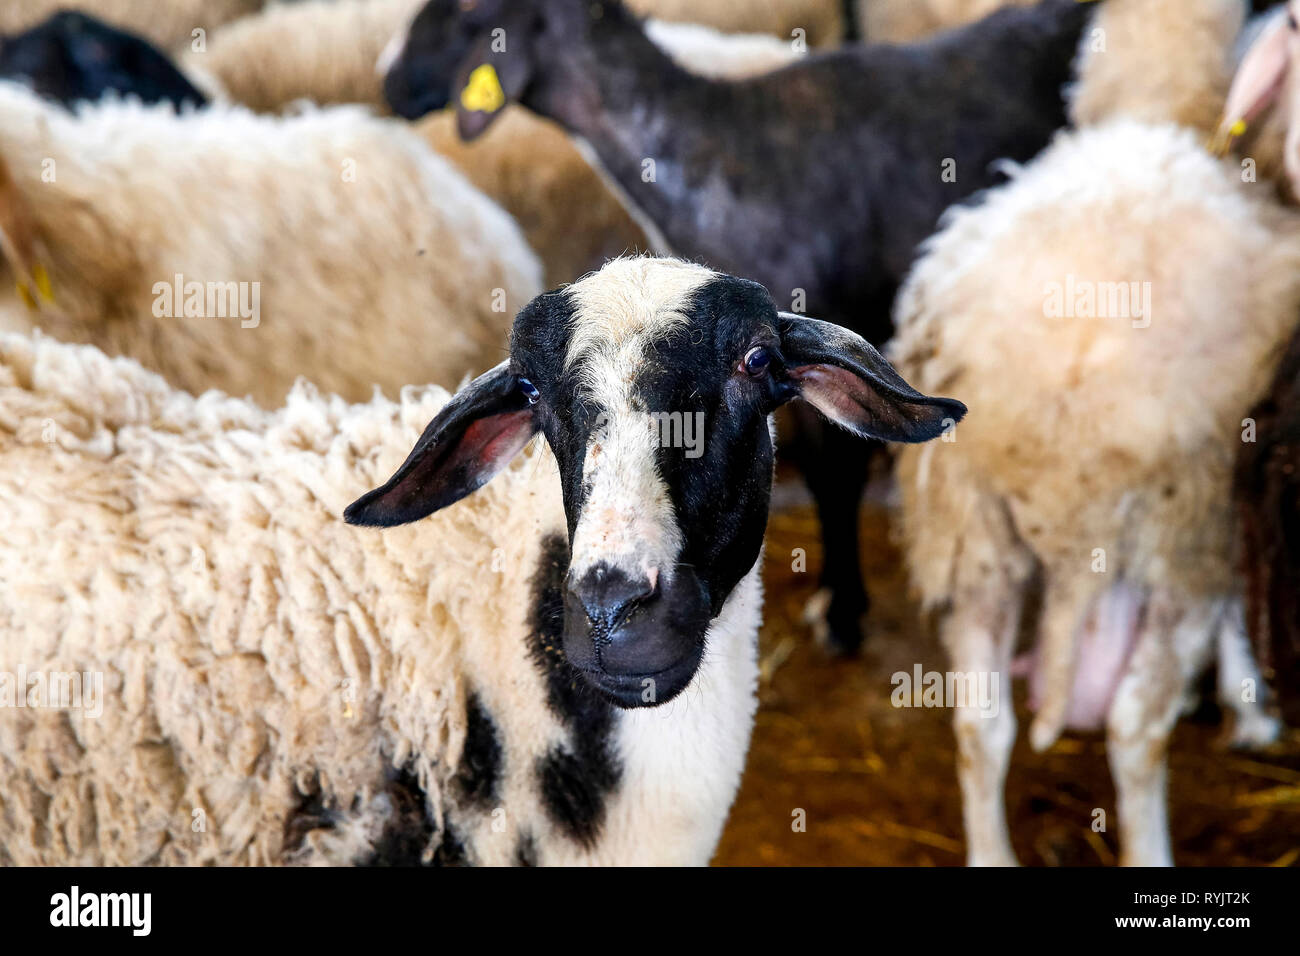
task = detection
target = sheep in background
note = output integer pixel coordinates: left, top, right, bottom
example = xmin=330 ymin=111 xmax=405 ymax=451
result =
xmin=182 ymin=0 xmax=799 ymax=287
xmin=0 ymin=80 xmax=541 ymax=406
xmin=860 ymin=0 xmax=1037 ymax=45
xmin=891 ymin=122 xmax=1298 ymax=866
xmin=0 ymin=258 xmax=963 ymax=864
xmin=0 ymin=10 xmax=209 ymax=110
xmin=180 ymin=0 xmax=423 ymax=112
xmin=1221 ymin=0 xmax=1300 ymax=725
xmin=1235 ymin=332 xmax=1300 ymax=728
xmin=625 ymin=0 xmax=845 ymax=45
xmin=382 ymin=0 xmax=1100 ymax=655
xmin=0 ymin=0 xmax=263 ymax=50
xmin=1070 ymin=0 xmax=1245 ymax=135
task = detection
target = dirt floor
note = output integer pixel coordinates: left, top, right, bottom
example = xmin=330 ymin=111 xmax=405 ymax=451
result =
xmin=712 ymin=481 xmax=1300 ymax=867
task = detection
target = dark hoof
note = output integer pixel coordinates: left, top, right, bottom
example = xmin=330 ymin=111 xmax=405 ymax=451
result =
xmin=803 ymin=587 xmax=866 ymax=657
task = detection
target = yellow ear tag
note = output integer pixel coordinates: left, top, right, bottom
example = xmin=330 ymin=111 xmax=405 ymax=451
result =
xmin=15 ymin=281 xmax=35 ymax=310
xmin=460 ymin=63 xmax=506 ymax=114
xmin=1230 ymin=118 xmax=1248 ymax=138
xmin=32 ymin=262 xmax=53 ymax=303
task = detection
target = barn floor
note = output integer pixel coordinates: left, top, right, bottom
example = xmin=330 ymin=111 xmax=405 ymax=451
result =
xmin=712 ymin=481 xmax=1300 ymax=867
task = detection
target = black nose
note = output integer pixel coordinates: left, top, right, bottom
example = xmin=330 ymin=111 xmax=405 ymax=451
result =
xmin=569 ymin=564 xmax=657 ymax=634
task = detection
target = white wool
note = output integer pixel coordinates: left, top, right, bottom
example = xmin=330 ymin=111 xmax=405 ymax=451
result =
xmin=0 ymin=81 xmax=542 ymax=405
xmin=0 ymin=329 xmax=759 ymax=865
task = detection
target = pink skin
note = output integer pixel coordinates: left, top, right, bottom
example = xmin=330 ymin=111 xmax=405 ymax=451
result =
xmin=1217 ymin=2 xmax=1300 ymax=194
xmin=1013 ymin=583 xmax=1144 ymax=731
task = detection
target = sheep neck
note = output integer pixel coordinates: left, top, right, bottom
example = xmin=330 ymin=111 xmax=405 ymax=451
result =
xmin=524 ymin=8 xmax=728 ymax=243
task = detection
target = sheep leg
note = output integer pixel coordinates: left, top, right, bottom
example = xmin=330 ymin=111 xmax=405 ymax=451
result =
xmin=942 ymin=568 xmax=1024 ymax=867
xmin=1105 ymin=593 xmax=1215 ymax=867
xmin=1028 ymin=574 xmax=1099 ymax=753
xmin=1215 ymin=602 xmax=1281 ymax=749
xmin=795 ymin=414 xmax=874 ymax=655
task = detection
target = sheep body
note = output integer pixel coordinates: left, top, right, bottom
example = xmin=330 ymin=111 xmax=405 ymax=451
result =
xmin=861 ymin=0 xmax=1037 ymax=44
xmin=626 ymin=0 xmax=844 ymax=46
xmin=0 ymin=0 xmax=263 ymax=49
xmin=891 ymin=119 xmax=1299 ymax=863
xmin=0 ymin=329 xmax=759 ymax=865
xmin=0 ymin=81 xmax=542 ymax=405
xmin=184 ymin=0 xmax=799 ymax=287
xmin=1069 ymin=0 xmax=1246 ymax=135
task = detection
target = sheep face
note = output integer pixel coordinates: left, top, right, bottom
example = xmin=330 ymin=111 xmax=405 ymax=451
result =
xmin=346 ymin=258 xmax=964 ymax=708
xmin=0 ymin=11 xmax=207 ymax=111
xmin=383 ymin=0 xmax=600 ymax=139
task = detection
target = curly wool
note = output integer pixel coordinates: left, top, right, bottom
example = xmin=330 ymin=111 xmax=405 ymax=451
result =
xmin=0 ymin=329 xmax=759 ymax=865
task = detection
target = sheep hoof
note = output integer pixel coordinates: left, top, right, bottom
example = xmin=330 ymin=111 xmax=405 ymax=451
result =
xmin=1029 ymin=715 xmax=1062 ymax=754
xmin=802 ymin=587 xmax=866 ymax=657
xmin=1220 ymin=710 xmax=1283 ymax=751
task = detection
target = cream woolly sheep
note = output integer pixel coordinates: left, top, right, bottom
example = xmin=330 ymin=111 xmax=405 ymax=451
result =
xmin=891 ymin=120 xmax=1297 ymax=867
xmin=0 ymin=80 xmax=541 ymax=406
xmin=1069 ymin=0 xmax=1246 ymax=136
xmin=626 ymin=0 xmax=845 ymax=46
xmin=861 ymin=0 xmax=1037 ymax=44
xmin=182 ymin=0 xmax=798 ymax=287
xmin=0 ymin=0 xmax=263 ymax=50
xmin=0 ymin=257 xmax=961 ymax=865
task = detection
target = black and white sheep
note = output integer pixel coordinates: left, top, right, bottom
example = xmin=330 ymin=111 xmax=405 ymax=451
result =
xmin=0 ymin=257 xmax=962 ymax=865
xmin=381 ymin=0 xmax=1100 ymax=653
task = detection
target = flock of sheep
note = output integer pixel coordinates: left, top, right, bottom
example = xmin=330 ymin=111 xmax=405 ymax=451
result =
xmin=0 ymin=0 xmax=1297 ymax=867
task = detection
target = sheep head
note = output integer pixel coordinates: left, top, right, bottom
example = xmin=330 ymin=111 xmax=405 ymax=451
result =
xmin=347 ymin=258 xmax=965 ymax=707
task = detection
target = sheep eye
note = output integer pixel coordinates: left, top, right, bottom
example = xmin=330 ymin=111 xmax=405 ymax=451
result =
xmin=518 ymin=377 xmax=540 ymax=404
xmin=742 ymin=346 xmax=772 ymax=377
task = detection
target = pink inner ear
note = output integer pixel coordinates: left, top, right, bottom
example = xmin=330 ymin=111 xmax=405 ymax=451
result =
xmin=792 ymin=364 xmax=876 ymax=429
xmin=1219 ymin=13 xmax=1292 ymax=144
xmin=459 ymin=409 xmax=536 ymax=477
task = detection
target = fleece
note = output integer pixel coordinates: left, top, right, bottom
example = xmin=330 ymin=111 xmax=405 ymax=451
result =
xmin=0 ymin=81 xmax=542 ymax=406
xmin=892 ymin=120 xmax=1300 ymax=744
xmin=0 ymin=330 xmax=760 ymax=865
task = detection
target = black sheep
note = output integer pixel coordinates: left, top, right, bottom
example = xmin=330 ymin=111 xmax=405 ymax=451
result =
xmin=0 ymin=10 xmax=206 ymax=111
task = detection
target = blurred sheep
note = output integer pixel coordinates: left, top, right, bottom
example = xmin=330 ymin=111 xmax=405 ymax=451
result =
xmin=0 ymin=81 xmax=541 ymax=405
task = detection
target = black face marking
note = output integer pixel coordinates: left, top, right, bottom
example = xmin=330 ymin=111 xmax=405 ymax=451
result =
xmin=525 ymin=533 xmax=621 ymax=842
xmin=0 ymin=11 xmax=208 ymax=112
xmin=359 ymin=764 xmax=440 ymax=867
xmin=283 ymin=774 xmax=339 ymax=854
xmin=454 ymin=691 xmax=503 ymax=808
xmin=514 ymin=830 xmax=538 ymax=866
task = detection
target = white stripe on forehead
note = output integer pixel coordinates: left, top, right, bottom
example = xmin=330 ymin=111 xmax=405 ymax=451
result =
xmin=564 ymin=259 xmax=716 ymax=583
xmin=564 ymin=258 xmax=718 ymax=390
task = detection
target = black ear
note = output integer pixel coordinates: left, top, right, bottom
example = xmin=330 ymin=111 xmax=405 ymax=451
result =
xmin=778 ymin=313 xmax=966 ymax=443
xmin=345 ymin=362 xmax=540 ymax=527
xmin=453 ymin=7 xmax=535 ymax=140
